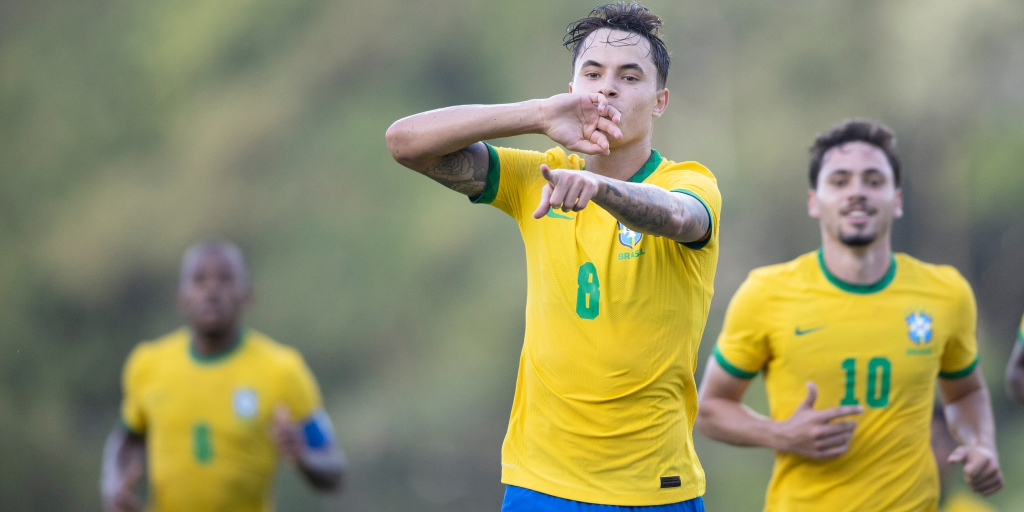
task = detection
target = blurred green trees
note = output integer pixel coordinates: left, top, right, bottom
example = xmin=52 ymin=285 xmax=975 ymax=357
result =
xmin=1 ymin=0 xmax=1023 ymax=510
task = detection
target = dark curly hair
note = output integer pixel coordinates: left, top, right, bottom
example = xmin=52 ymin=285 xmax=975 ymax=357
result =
xmin=809 ymin=119 xmax=902 ymax=188
xmin=564 ymin=2 xmax=670 ymax=89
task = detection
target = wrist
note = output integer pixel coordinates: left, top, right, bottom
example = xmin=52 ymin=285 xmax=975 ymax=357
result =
xmin=532 ymin=98 xmax=552 ymax=135
xmin=764 ymin=420 xmax=786 ymax=451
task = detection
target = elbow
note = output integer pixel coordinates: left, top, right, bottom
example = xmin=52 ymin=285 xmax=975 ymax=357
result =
xmin=694 ymin=400 xmax=717 ymax=438
xmin=385 ymin=119 xmax=420 ymax=169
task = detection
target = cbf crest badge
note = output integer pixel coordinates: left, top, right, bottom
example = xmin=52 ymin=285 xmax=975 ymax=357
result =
xmin=233 ymin=388 xmax=259 ymax=419
xmin=906 ymin=311 xmax=933 ymax=344
xmin=617 ymin=222 xmax=642 ymax=249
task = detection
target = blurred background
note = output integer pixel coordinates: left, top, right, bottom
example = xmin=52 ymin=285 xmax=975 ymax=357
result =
xmin=2 ymin=0 xmax=1024 ymax=510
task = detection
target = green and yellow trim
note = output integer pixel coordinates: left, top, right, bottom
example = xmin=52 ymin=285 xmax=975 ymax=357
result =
xmin=817 ymin=247 xmax=896 ymax=294
xmin=626 ymin=149 xmax=663 ymax=183
xmin=121 ymin=416 xmax=145 ymax=437
xmin=1018 ymin=325 xmax=1024 ymax=348
xmin=713 ymin=346 xmax=758 ymax=379
xmin=190 ymin=330 xmax=246 ymax=365
xmin=671 ymin=189 xmax=713 ymax=250
xmin=939 ymin=355 xmax=979 ymax=379
xmin=469 ymin=143 xmax=501 ymax=205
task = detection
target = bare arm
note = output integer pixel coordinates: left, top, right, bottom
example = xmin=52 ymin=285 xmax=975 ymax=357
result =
xmin=1004 ymin=340 xmax=1024 ymax=405
xmin=599 ymin=179 xmax=709 ymax=243
xmin=530 ymin=166 xmax=710 ymax=243
xmin=385 ymin=94 xmax=622 ymax=197
xmin=696 ymin=359 xmax=863 ymax=458
xmin=100 ymin=425 xmax=145 ymax=512
xmin=939 ymin=369 xmax=1003 ymax=496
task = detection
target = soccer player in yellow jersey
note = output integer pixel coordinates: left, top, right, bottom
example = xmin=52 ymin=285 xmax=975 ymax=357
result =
xmin=696 ymin=120 xmax=1003 ymax=511
xmin=100 ymin=242 xmax=345 ymax=512
xmin=1003 ymin=313 xmax=1024 ymax=405
xmin=386 ymin=3 xmax=719 ymax=511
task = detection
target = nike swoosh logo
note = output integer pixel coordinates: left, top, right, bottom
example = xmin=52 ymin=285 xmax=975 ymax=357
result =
xmin=546 ymin=207 xmax=574 ymax=220
xmin=795 ymin=326 xmax=826 ymax=336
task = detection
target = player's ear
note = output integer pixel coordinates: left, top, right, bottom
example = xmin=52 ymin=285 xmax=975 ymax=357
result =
xmin=893 ymin=187 xmax=904 ymax=219
xmin=808 ymin=189 xmax=820 ymax=218
xmin=653 ymin=88 xmax=669 ymax=118
xmin=568 ymin=82 xmax=574 ymax=93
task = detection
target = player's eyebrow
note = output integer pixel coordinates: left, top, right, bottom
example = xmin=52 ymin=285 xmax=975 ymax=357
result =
xmin=580 ymin=59 xmax=605 ymax=69
xmin=617 ymin=63 xmax=645 ymax=74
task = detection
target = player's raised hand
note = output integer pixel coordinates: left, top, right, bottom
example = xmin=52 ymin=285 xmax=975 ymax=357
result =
xmin=540 ymin=92 xmax=623 ymax=155
xmin=948 ymin=444 xmax=1003 ymax=496
xmin=273 ymin=404 xmax=303 ymax=466
xmin=772 ymin=382 xmax=863 ymax=459
xmin=532 ymin=165 xmax=604 ymax=219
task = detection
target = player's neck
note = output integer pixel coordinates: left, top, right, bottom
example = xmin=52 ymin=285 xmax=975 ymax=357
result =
xmin=820 ymin=236 xmax=893 ymax=286
xmin=585 ymin=138 xmax=653 ymax=181
xmin=191 ymin=326 xmax=242 ymax=357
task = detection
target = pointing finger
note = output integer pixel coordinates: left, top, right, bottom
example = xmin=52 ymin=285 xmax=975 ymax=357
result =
xmin=817 ymin=405 xmax=864 ymax=422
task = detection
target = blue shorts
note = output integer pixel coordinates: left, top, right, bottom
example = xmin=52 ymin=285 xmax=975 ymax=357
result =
xmin=501 ymin=485 xmax=706 ymax=512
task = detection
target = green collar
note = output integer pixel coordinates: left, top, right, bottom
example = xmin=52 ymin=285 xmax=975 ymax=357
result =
xmin=817 ymin=247 xmax=896 ymax=294
xmin=583 ymin=149 xmax=663 ymax=183
xmin=627 ymin=149 xmax=663 ymax=183
xmin=190 ymin=329 xmax=246 ymax=364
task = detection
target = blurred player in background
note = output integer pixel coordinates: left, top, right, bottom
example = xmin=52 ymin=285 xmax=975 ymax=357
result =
xmin=1003 ymin=313 xmax=1024 ymax=405
xmin=932 ymin=406 xmax=999 ymax=512
xmin=386 ymin=3 xmax=719 ymax=511
xmin=100 ymin=241 xmax=345 ymax=512
xmin=696 ymin=120 xmax=1002 ymax=511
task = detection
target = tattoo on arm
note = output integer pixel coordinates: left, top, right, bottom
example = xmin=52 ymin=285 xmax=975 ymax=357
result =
xmin=601 ymin=182 xmax=710 ymax=242
xmin=422 ymin=142 xmax=489 ymax=197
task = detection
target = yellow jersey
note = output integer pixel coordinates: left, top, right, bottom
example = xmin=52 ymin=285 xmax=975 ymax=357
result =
xmin=715 ymin=250 xmax=979 ymax=512
xmin=940 ymin=491 xmax=998 ymax=512
xmin=474 ymin=145 xmax=722 ymax=506
xmin=121 ymin=328 xmax=325 ymax=512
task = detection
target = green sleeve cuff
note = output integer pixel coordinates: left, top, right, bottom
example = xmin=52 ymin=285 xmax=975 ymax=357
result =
xmin=713 ymin=346 xmax=758 ymax=379
xmin=939 ymin=355 xmax=979 ymax=380
xmin=671 ymin=189 xmax=713 ymax=250
xmin=121 ymin=415 xmax=144 ymax=437
xmin=469 ymin=143 xmax=500 ymax=205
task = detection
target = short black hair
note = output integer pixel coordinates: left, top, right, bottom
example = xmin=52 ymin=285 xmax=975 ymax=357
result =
xmin=564 ymin=2 xmax=670 ymax=89
xmin=809 ymin=119 xmax=902 ymax=188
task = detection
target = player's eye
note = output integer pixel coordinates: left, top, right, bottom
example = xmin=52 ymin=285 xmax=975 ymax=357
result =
xmin=623 ymin=75 xmax=639 ymax=82
xmin=584 ymin=72 xmax=600 ymax=79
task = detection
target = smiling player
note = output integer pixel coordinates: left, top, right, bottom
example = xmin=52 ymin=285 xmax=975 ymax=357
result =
xmin=696 ymin=120 xmax=1002 ymax=511
xmin=386 ymin=3 xmax=720 ymax=511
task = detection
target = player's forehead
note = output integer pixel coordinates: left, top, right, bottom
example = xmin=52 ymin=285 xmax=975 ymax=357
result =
xmin=820 ymin=141 xmax=893 ymax=178
xmin=575 ymin=28 xmax=655 ymax=73
xmin=182 ymin=246 xmax=244 ymax=279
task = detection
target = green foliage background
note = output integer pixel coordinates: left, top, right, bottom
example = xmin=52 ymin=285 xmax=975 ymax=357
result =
xmin=2 ymin=0 xmax=1024 ymax=510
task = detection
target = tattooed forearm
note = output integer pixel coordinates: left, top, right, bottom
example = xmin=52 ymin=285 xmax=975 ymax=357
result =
xmin=422 ymin=143 xmax=489 ymax=197
xmin=599 ymin=181 xmax=710 ymax=242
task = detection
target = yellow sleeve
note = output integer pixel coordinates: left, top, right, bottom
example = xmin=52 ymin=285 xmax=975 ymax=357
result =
xmin=280 ymin=350 xmax=324 ymax=422
xmin=120 ymin=344 xmax=149 ymax=434
xmin=471 ymin=145 xmax=582 ymax=223
xmin=1018 ymin=313 xmax=1024 ymax=347
xmin=939 ymin=275 xmax=979 ymax=379
xmin=713 ymin=274 xmax=772 ymax=379
xmin=657 ymin=164 xmax=722 ymax=250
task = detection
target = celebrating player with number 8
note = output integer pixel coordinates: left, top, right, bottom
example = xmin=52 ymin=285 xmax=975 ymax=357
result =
xmin=387 ymin=3 xmax=720 ymax=511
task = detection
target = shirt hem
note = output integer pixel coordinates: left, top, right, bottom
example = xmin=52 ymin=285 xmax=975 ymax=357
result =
xmin=501 ymin=471 xmax=705 ymax=507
